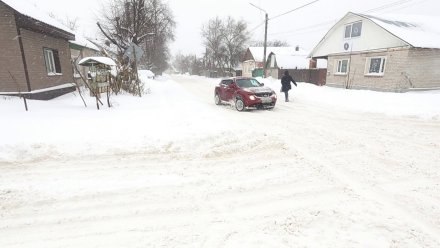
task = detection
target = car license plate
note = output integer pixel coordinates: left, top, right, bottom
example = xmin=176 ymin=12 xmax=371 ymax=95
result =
xmin=261 ymin=97 xmax=272 ymax=103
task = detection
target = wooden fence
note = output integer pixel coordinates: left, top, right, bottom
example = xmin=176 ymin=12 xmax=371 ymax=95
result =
xmin=282 ymin=68 xmax=327 ymax=86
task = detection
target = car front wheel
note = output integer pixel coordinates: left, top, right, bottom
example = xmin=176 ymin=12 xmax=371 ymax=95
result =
xmin=235 ymin=98 xmax=245 ymax=111
xmin=214 ymin=93 xmax=221 ymax=105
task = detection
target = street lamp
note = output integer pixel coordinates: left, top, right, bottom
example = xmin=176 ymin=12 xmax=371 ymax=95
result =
xmin=250 ymin=3 xmax=268 ymax=78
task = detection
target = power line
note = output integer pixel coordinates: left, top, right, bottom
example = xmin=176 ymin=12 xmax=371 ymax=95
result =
xmin=381 ymin=0 xmax=430 ymax=12
xmin=270 ymin=0 xmax=321 ymax=21
xmin=365 ymin=0 xmax=415 ymax=13
xmin=269 ymin=19 xmax=336 ymax=36
xmin=265 ymin=0 xmax=425 ymax=37
xmin=249 ymin=21 xmax=266 ymax=34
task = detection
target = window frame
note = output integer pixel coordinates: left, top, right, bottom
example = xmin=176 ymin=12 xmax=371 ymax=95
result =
xmin=344 ymin=21 xmax=363 ymax=39
xmin=365 ymin=56 xmax=387 ymax=76
xmin=335 ymin=59 xmax=350 ymax=75
xmin=43 ymin=48 xmax=62 ymax=76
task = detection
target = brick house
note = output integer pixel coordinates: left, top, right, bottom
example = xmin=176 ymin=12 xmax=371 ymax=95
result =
xmin=309 ymin=12 xmax=440 ymax=92
xmin=0 ymin=0 xmax=76 ymax=100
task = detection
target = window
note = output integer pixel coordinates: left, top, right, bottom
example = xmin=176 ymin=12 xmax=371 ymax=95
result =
xmin=236 ymin=78 xmax=262 ymax=88
xmin=336 ymin=59 xmax=349 ymax=74
xmin=366 ymin=57 xmax=386 ymax=75
xmin=43 ymin=48 xmax=62 ymax=75
xmin=344 ymin=21 xmax=362 ymax=38
xmin=221 ymin=79 xmax=233 ymax=86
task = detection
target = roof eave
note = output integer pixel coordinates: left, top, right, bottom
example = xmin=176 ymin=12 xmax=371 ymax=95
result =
xmin=12 ymin=11 xmax=74 ymax=40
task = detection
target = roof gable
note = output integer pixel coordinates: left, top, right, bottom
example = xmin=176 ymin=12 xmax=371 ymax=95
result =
xmin=309 ymin=12 xmax=440 ymax=58
xmin=358 ymin=13 xmax=440 ymax=49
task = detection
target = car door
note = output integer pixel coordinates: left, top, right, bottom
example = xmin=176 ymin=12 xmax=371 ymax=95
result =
xmin=219 ymin=79 xmax=234 ymax=101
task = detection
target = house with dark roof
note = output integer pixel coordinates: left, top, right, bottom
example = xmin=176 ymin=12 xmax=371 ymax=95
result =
xmin=0 ymin=0 xmax=76 ymax=100
xmin=309 ymin=12 xmax=440 ymax=92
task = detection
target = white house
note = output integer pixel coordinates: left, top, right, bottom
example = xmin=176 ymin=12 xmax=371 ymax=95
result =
xmin=309 ymin=12 xmax=440 ymax=91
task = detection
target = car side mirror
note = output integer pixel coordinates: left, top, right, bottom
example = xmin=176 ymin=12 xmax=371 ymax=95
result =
xmin=261 ymin=83 xmax=265 ymax=86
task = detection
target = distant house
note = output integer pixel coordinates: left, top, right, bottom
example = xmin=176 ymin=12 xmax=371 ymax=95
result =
xmin=0 ymin=0 xmax=76 ymax=100
xmin=309 ymin=12 xmax=440 ymax=91
xmin=242 ymin=47 xmax=265 ymax=77
xmin=242 ymin=46 xmax=320 ymax=78
xmin=265 ymin=46 xmax=327 ymax=79
xmin=70 ymin=35 xmax=101 ymax=85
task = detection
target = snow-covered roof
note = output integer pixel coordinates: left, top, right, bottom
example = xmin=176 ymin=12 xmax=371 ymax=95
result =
xmin=70 ymin=35 xmax=101 ymax=52
xmin=1 ymin=0 xmax=74 ymax=35
xmin=248 ymin=47 xmax=308 ymax=62
xmin=78 ymin=57 xmax=116 ymax=67
xmin=357 ymin=13 xmax=440 ymax=49
xmin=273 ymin=54 xmax=309 ymax=69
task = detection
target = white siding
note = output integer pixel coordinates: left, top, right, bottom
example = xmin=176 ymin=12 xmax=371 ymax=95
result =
xmin=312 ymin=13 xmax=409 ymax=58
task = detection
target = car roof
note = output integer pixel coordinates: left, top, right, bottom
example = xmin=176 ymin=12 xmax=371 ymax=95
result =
xmin=221 ymin=77 xmax=255 ymax=80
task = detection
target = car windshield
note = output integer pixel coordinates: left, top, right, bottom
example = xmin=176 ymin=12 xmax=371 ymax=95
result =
xmin=236 ymin=79 xmax=262 ymax=88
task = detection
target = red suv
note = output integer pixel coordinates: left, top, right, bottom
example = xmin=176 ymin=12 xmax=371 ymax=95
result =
xmin=214 ymin=77 xmax=277 ymax=111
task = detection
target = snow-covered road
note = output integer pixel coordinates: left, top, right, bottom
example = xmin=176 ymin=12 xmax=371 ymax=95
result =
xmin=1 ymin=75 xmax=440 ymax=247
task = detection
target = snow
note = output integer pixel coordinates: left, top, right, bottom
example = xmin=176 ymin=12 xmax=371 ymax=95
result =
xmin=249 ymin=46 xmax=308 ymax=62
xmin=358 ymin=13 xmax=440 ymax=49
xmin=0 ymin=83 xmax=75 ymax=94
xmin=1 ymin=74 xmax=440 ymax=247
xmin=70 ymin=34 xmax=100 ymax=52
xmin=275 ymin=54 xmax=310 ymax=69
xmin=2 ymin=0 xmax=73 ymax=35
xmin=142 ymin=69 xmax=155 ymax=78
xmin=78 ymin=57 xmax=117 ymax=67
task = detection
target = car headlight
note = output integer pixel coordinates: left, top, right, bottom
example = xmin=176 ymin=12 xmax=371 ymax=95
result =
xmin=272 ymin=92 xmax=277 ymax=99
xmin=249 ymin=95 xmax=256 ymax=101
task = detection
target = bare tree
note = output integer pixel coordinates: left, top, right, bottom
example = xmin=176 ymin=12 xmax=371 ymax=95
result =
xmin=251 ymin=40 xmax=290 ymax=47
xmin=223 ymin=17 xmax=249 ymax=74
xmin=173 ymin=54 xmax=204 ymax=75
xmin=142 ymin=0 xmax=175 ymax=75
xmin=201 ymin=16 xmax=249 ymax=77
xmin=201 ymin=17 xmax=225 ymax=74
xmin=49 ymin=13 xmax=78 ymax=31
xmin=97 ymin=0 xmax=175 ymax=95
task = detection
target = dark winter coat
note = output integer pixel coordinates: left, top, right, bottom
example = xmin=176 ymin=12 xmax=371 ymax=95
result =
xmin=281 ymin=74 xmax=297 ymax=92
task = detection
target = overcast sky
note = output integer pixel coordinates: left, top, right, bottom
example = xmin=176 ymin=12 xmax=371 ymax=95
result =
xmin=25 ymin=0 xmax=439 ymax=57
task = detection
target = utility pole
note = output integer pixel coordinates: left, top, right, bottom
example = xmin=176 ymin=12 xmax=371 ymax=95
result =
xmin=250 ymin=3 xmax=268 ymax=78
xmin=263 ymin=13 xmax=268 ymax=78
xmin=250 ymin=0 xmax=321 ymax=78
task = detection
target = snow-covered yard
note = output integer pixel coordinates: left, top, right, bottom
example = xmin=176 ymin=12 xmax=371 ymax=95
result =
xmin=1 ymin=73 xmax=440 ymax=247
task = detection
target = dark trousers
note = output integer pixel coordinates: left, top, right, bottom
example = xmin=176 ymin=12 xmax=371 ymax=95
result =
xmin=284 ymin=91 xmax=289 ymax=101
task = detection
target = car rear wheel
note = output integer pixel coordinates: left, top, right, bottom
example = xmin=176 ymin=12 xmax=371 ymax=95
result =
xmin=235 ymin=98 xmax=245 ymax=111
xmin=214 ymin=93 xmax=221 ymax=105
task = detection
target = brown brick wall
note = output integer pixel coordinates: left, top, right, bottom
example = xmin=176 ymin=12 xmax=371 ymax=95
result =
xmin=327 ymin=47 xmax=440 ymax=91
xmin=20 ymin=29 xmax=74 ymax=91
xmin=0 ymin=3 xmax=27 ymax=92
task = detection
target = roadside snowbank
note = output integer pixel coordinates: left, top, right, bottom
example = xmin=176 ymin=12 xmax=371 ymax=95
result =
xmin=1 ymin=74 xmax=439 ymax=163
xmin=260 ymin=77 xmax=440 ymax=120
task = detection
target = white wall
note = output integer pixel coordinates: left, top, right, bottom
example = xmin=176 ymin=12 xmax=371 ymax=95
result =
xmin=312 ymin=13 xmax=409 ymax=58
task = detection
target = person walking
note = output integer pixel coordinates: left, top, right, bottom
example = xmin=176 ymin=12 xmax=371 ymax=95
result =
xmin=281 ymin=70 xmax=297 ymax=102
